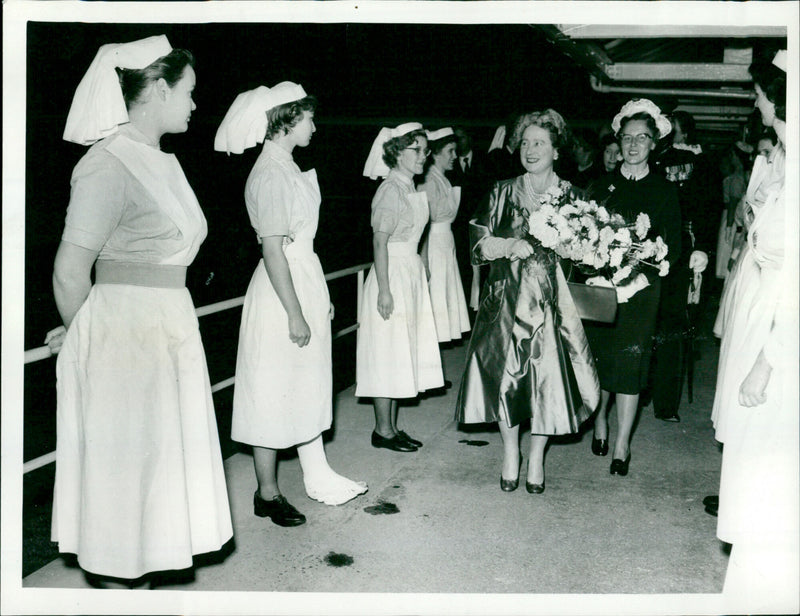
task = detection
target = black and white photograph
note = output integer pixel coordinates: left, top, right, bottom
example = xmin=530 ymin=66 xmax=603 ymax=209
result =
xmin=2 ymin=2 xmax=798 ymax=615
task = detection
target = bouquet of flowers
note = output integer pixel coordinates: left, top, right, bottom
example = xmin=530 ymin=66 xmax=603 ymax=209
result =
xmin=525 ymin=184 xmax=670 ymax=285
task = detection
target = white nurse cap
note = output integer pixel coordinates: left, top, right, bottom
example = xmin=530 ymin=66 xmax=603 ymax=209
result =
xmin=63 ymin=35 xmax=172 ymax=145
xmin=362 ymin=122 xmax=423 ymax=179
xmin=214 ymin=81 xmax=308 ymax=155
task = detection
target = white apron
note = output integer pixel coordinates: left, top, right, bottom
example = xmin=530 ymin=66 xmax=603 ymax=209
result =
xmin=232 ymin=169 xmax=333 ymax=449
xmin=427 ymin=185 xmax=471 ymax=341
xmin=356 ymin=191 xmax=444 ymax=398
xmin=53 ymin=135 xmax=232 ymax=579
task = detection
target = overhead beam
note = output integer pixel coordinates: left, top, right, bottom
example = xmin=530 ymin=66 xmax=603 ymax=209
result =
xmin=589 ymin=74 xmax=755 ymax=100
xmin=555 ymin=24 xmax=786 ymax=39
xmin=604 ymin=62 xmax=752 ymax=81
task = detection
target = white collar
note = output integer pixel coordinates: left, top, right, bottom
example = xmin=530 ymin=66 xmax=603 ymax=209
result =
xmin=620 ymin=163 xmax=650 ymax=181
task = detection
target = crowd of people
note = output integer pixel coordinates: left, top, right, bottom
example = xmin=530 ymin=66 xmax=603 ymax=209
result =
xmin=43 ymin=34 xmax=795 ymax=610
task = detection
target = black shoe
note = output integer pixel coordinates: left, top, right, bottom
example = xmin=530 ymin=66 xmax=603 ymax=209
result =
xmin=500 ymin=475 xmax=519 ymax=492
xmin=253 ymin=492 xmax=306 ymax=527
xmin=396 ymin=430 xmax=423 ymax=448
xmin=703 ymin=494 xmax=719 ymax=516
xmin=371 ymin=431 xmax=418 ymax=452
xmin=655 ymin=409 xmax=681 ymax=422
xmin=610 ymin=454 xmax=631 ymax=476
xmin=525 ymin=481 xmax=545 ymax=494
xmin=591 ymin=436 xmax=609 ymax=457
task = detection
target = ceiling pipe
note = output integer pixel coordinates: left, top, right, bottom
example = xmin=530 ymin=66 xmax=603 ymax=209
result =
xmin=589 ymin=74 xmax=755 ymax=100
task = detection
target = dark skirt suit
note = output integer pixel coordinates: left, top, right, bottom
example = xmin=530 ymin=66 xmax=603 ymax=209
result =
xmin=456 ymin=176 xmax=600 ymax=432
xmin=583 ymin=170 xmax=682 ymax=394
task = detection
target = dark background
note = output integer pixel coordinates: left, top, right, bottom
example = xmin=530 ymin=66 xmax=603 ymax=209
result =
xmin=21 ymin=21 xmax=650 ymax=576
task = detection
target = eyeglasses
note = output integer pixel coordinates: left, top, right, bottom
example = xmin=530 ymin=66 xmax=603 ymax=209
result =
xmin=405 ymin=146 xmax=431 ymax=158
xmin=619 ymin=133 xmax=653 ymax=146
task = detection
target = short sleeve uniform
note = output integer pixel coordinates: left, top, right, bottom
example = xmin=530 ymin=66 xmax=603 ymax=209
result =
xmin=419 ymin=166 xmax=470 ymax=341
xmin=53 ymin=125 xmax=232 ymax=579
xmin=356 ymin=171 xmax=444 ymax=398
xmin=232 ymin=141 xmax=332 ymax=449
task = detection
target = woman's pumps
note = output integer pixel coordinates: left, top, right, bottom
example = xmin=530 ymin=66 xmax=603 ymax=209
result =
xmin=609 ymin=453 xmax=631 ymax=476
xmin=591 ymin=436 xmax=609 ymax=457
xmin=500 ymin=457 xmax=522 ymax=492
xmin=525 ymin=480 xmax=545 ymax=494
xmin=500 ymin=475 xmax=519 ymax=492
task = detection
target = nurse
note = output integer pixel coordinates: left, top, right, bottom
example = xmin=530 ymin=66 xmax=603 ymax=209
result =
xmin=49 ymin=36 xmax=232 ymax=584
xmin=216 ymin=83 xmax=367 ymax=527
xmin=419 ymin=127 xmax=471 ymax=344
xmin=356 ymin=123 xmax=444 ymax=452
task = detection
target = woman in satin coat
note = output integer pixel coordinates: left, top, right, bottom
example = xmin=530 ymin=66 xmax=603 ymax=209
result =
xmin=455 ymin=110 xmax=600 ymax=494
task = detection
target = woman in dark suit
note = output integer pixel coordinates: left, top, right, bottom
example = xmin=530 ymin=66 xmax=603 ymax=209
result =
xmin=584 ymin=99 xmax=682 ymax=475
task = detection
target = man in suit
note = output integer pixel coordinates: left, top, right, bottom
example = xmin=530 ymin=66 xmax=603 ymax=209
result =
xmin=448 ymin=127 xmax=491 ymax=312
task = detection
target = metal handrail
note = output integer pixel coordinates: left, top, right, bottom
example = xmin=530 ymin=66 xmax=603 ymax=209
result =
xmin=22 ymin=262 xmax=372 ymax=474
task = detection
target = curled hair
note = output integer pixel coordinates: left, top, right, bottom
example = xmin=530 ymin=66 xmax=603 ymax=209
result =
xmin=429 ymin=133 xmax=457 ymax=156
xmin=749 ymin=60 xmax=786 ymax=122
xmin=512 ymin=109 xmax=570 ymax=152
xmin=671 ymin=110 xmax=697 ymax=144
xmin=617 ymin=112 xmax=658 ymax=140
xmin=382 ymin=128 xmax=426 ymax=169
xmin=266 ymin=95 xmax=317 ymax=139
xmin=600 ymin=132 xmax=618 ymax=151
xmin=116 ymin=48 xmax=195 ymax=110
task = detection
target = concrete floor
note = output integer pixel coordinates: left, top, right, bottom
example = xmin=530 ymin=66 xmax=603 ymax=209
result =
xmin=21 ymin=314 xmax=735 ymax=614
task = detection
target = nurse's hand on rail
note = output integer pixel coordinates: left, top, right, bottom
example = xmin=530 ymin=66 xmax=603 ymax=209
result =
xmin=44 ymin=326 xmax=66 ymax=355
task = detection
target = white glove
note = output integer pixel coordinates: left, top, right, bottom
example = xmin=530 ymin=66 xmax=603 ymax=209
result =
xmin=615 ymin=273 xmax=649 ymax=303
xmin=585 ymin=276 xmax=613 ymax=288
xmin=479 ymin=237 xmax=533 ymax=261
xmin=689 ymin=250 xmax=708 ymax=273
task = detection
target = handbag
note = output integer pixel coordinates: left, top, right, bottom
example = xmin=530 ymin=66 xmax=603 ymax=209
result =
xmin=567 ymin=282 xmax=618 ymax=323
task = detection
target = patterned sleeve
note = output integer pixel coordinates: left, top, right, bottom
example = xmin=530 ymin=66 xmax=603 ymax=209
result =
xmin=251 ymin=166 xmax=294 ymax=238
xmin=370 ymin=181 xmax=401 ymax=235
xmin=62 ymin=149 xmax=127 ymax=251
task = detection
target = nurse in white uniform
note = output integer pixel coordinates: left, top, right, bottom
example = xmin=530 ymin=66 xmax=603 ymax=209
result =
xmin=49 ymin=36 xmax=233 ymax=584
xmin=419 ymin=127 xmax=471 ymax=343
xmin=216 ymin=83 xmax=367 ymax=527
xmin=356 ymin=123 xmax=444 ymax=452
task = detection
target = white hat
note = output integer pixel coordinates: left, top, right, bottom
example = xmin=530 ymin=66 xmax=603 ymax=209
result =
xmin=772 ymin=49 xmax=787 ymax=72
xmin=362 ymin=122 xmax=423 ymax=179
xmin=425 ymin=127 xmax=454 ymax=142
xmin=611 ymin=98 xmax=672 ymax=139
xmin=488 ymin=125 xmax=507 ymax=152
xmin=213 ymin=82 xmax=308 ymax=154
xmin=63 ymin=35 xmax=172 ymax=145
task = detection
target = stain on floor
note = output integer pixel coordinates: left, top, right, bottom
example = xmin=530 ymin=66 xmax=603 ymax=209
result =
xmin=458 ymin=439 xmax=489 ymax=446
xmin=324 ymin=552 xmax=354 ymax=567
xmin=363 ymin=500 xmax=400 ymax=515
